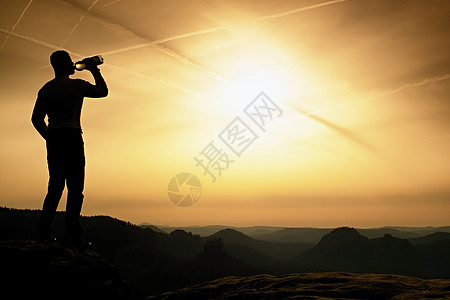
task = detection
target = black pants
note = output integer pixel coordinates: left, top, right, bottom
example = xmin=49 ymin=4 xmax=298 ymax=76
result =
xmin=38 ymin=128 xmax=85 ymax=240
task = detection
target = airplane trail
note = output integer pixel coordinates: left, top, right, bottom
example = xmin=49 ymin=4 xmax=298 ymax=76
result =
xmin=256 ymin=0 xmax=347 ymax=21
xmin=98 ymin=27 xmax=223 ymax=56
xmin=0 ymin=28 xmax=83 ymax=57
xmin=59 ymin=0 xmax=98 ymax=47
xmin=57 ymin=0 xmax=227 ymax=85
xmin=368 ymin=73 xmax=450 ymax=100
xmin=100 ymin=0 xmax=348 ymax=56
xmin=286 ymin=73 xmax=450 ymax=151
xmin=304 ymin=74 xmax=450 ymax=116
xmin=0 ymin=28 xmax=199 ymax=96
xmin=292 ymin=107 xmax=377 ymax=152
xmin=61 ymin=0 xmax=347 ymax=89
xmin=102 ymin=0 xmax=122 ymax=8
xmin=0 ymin=0 xmax=33 ymax=51
xmin=97 ymin=0 xmax=348 ymax=87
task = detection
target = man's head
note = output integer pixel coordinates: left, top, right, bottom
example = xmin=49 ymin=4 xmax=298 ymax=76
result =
xmin=50 ymin=50 xmax=75 ymax=77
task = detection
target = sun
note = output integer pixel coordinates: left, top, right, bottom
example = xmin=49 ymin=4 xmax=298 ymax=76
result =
xmin=205 ymin=55 xmax=298 ymax=118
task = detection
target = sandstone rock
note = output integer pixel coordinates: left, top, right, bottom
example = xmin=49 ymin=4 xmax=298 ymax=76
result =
xmin=0 ymin=240 xmax=128 ymax=300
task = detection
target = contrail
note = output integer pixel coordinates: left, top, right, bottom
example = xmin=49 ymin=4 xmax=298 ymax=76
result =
xmin=0 ymin=28 xmax=200 ymax=96
xmin=255 ymin=0 xmax=346 ymax=21
xmin=109 ymin=64 xmax=201 ymax=97
xmin=368 ymin=73 xmax=450 ymax=100
xmin=152 ymin=47 xmax=229 ymax=84
xmin=0 ymin=28 xmax=83 ymax=57
xmin=304 ymin=73 xmax=450 ymax=116
xmin=59 ymin=0 xmax=98 ymax=47
xmin=58 ymin=0 xmax=228 ymax=85
xmin=0 ymin=0 xmax=33 ymax=51
xmin=101 ymin=0 xmax=348 ymax=56
xmin=98 ymin=27 xmax=223 ymax=56
xmin=286 ymin=73 xmax=450 ymax=151
xmin=62 ymin=0 xmax=348 ymax=87
xmin=102 ymin=0 xmax=122 ymax=8
xmin=292 ymin=107 xmax=377 ymax=152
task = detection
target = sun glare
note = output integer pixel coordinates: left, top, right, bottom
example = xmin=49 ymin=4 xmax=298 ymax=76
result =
xmin=206 ymin=55 xmax=299 ymax=118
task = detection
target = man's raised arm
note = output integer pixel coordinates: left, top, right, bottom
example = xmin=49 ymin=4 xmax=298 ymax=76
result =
xmin=86 ymin=65 xmax=108 ymax=98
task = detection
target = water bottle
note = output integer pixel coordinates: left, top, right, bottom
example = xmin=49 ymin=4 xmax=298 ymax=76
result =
xmin=75 ymin=55 xmax=104 ymax=71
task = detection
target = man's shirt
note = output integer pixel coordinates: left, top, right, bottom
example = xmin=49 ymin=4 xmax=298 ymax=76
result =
xmin=33 ymin=77 xmax=107 ymax=130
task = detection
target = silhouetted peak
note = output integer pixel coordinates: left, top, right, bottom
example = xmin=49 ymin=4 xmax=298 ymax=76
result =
xmin=211 ymin=228 xmax=254 ymax=243
xmin=170 ymin=229 xmax=189 ymax=236
xmin=169 ymin=229 xmax=196 ymax=240
xmin=383 ymin=233 xmax=394 ymax=239
xmin=1 ymin=240 xmax=128 ymax=299
xmin=376 ymin=233 xmax=412 ymax=249
xmin=318 ymin=227 xmax=368 ymax=247
xmin=216 ymin=228 xmax=246 ymax=235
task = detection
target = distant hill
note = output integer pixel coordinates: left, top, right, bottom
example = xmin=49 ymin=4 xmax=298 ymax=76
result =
xmin=254 ymin=227 xmax=333 ymax=243
xmin=254 ymin=226 xmax=444 ymax=243
xmin=146 ymin=272 xmax=450 ymax=300
xmin=408 ymin=232 xmax=450 ymax=245
xmin=159 ymin=225 xmax=450 ymax=244
xmin=139 ymin=223 xmax=168 ymax=234
xmin=296 ymin=227 xmax=450 ymax=278
xmin=210 ymin=228 xmax=313 ymax=264
xmin=151 ymin=224 xmax=284 ymax=237
xmin=384 ymin=226 xmax=450 ymax=235
xmin=357 ymin=228 xmax=422 ymax=239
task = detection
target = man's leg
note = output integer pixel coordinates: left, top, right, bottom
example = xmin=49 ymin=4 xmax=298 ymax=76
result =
xmin=38 ymin=142 xmax=65 ymax=241
xmin=65 ymin=165 xmax=84 ymax=241
xmin=65 ymin=131 xmax=86 ymax=242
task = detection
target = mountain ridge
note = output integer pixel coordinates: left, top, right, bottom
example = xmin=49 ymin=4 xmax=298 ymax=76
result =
xmin=2 ymin=207 xmax=450 ymax=299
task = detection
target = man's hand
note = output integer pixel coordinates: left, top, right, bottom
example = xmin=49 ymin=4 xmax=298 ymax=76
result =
xmin=31 ymin=107 xmax=48 ymax=140
xmin=84 ymin=58 xmax=100 ymax=72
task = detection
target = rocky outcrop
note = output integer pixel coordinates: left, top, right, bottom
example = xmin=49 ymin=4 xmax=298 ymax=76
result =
xmin=146 ymin=272 xmax=450 ymax=299
xmin=0 ymin=240 xmax=128 ymax=300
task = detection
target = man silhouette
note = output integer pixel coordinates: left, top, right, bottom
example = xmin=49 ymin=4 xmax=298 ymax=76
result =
xmin=32 ymin=50 xmax=108 ymax=247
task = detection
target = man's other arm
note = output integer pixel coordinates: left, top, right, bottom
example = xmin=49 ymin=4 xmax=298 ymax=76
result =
xmin=31 ymin=94 xmax=48 ymax=140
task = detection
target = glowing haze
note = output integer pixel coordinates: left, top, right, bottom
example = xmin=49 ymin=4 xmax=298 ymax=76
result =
xmin=0 ymin=0 xmax=449 ymax=227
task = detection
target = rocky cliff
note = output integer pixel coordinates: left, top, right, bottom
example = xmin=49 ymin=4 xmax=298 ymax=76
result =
xmin=0 ymin=240 xmax=128 ymax=300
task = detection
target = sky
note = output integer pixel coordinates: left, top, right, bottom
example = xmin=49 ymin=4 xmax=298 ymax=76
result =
xmin=0 ymin=0 xmax=449 ymax=227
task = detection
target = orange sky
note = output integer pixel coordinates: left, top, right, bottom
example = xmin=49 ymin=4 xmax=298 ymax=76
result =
xmin=0 ymin=0 xmax=449 ymax=227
